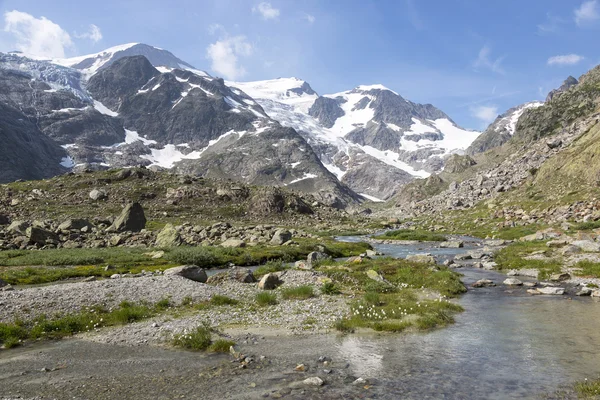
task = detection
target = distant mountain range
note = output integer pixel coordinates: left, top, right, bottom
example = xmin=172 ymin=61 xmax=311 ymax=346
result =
xmin=1 ymin=42 xmax=515 ymax=204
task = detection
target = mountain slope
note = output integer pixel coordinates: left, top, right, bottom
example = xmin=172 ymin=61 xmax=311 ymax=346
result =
xmin=0 ymin=48 xmax=359 ymax=207
xmin=52 ymin=43 xmax=203 ymax=78
xmin=387 ymin=65 xmax=600 ymax=219
xmin=0 ymin=102 xmax=68 ymax=183
xmin=466 ymin=101 xmax=544 ymax=155
xmin=230 ymin=78 xmax=480 ymax=200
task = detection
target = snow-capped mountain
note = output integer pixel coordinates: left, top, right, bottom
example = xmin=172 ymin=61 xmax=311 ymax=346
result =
xmin=53 ymin=43 xmax=205 ymax=78
xmin=230 ymin=78 xmax=480 ymax=200
xmin=0 ymin=42 xmax=480 ymax=203
xmin=0 ymin=46 xmax=358 ymax=207
xmin=466 ymin=101 xmax=544 ymax=155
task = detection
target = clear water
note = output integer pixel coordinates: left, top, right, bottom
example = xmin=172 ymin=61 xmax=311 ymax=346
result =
xmin=329 ymin=237 xmax=600 ymax=399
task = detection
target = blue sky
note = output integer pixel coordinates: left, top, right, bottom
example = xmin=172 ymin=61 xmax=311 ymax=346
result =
xmin=0 ymin=0 xmax=598 ymax=130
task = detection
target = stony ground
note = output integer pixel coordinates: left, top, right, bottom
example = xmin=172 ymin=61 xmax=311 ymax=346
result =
xmin=0 ymin=269 xmax=347 ymax=343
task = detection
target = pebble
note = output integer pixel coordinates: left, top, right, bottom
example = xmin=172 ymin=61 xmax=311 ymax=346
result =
xmin=302 ymin=377 xmax=324 ymax=386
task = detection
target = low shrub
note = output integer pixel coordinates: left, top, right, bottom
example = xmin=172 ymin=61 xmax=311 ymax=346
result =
xmin=255 ymin=292 xmax=278 ymax=306
xmin=172 ymin=325 xmax=212 ymax=351
xmin=281 ymin=285 xmax=314 ymax=300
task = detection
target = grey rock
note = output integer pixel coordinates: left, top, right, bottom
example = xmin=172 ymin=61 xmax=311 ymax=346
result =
xmin=549 ymin=273 xmax=570 ymax=282
xmin=109 ymin=202 xmax=146 ymax=232
xmin=163 ymin=265 xmax=207 ymax=283
xmin=58 ymin=219 xmax=93 ymax=232
xmin=366 ymin=269 xmax=386 ymax=283
xmin=220 ymin=238 xmax=246 ymax=248
xmin=258 ymin=273 xmax=281 ymax=290
xmin=472 ymin=279 xmax=496 ymax=288
xmin=406 ymin=254 xmax=435 ymax=264
xmin=503 ymin=278 xmax=523 ymax=286
xmin=89 ymin=189 xmax=108 ymax=201
xmin=155 ymin=224 xmax=181 ymax=247
xmin=307 ymin=251 xmax=328 ymax=268
xmin=573 ymin=240 xmax=600 ymax=252
xmin=440 ymin=241 xmax=463 ymax=248
xmin=575 ymin=287 xmax=592 ymax=296
xmin=271 ymin=229 xmax=292 ymax=245
xmin=26 ymin=226 xmax=58 ymax=245
xmin=207 ymin=267 xmax=256 ymax=284
xmin=535 ymin=287 xmax=565 ymax=295
xmin=302 ymin=377 xmax=324 ymax=386
xmin=0 ymin=214 xmax=10 ymax=225
xmin=7 ymin=220 xmax=30 ymax=235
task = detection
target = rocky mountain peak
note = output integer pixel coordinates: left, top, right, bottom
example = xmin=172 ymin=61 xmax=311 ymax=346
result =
xmin=54 ymin=43 xmax=203 ymax=78
xmin=466 ymin=101 xmax=544 ymax=155
xmin=546 ymin=75 xmax=579 ymax=102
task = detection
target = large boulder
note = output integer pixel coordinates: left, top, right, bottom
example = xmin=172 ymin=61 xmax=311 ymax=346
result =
xmin=58 ymin=219 xmax=93 ymax=232
xmin=0 ymin=214 xmax=10 ymax=225
xmin=220 ymin=238 xmax=246 ymax=248
xmin=7 ymin=220 xmax=29 ymax=235
xmin=366 ymin=269 xmax=386 ymax=283
xmin=533 ymin=287 xmax=565 ymax=295
xmin=307 ymin=251 xmax=329 ymax=268
xmin=163 ymin=265 xmax=207 ymax=282
xmin=572 ymin=240 xmax=600 ymax=253
xmin=472 ymin=279 xmax=496 ymax=288
xmin=258 ymin=273 xmax=281 ymax=290
xmin=26 ymin=226 xmax=58 ymax=245
xmin=503 ymin=278 xmax=523 ymax=286
xmin=207 ymin=267 xmax=256 ymax=284
xmin=270 ymin=229 xmax=292 ymax=245
xmin=155 ymin=224 xmax=181 ymax=247
xmin=109 ymin=202 xmax=146 ymax=232
xmin=89 ymin=188 xmax=108 ymax=200
xmin=406 ymin=254 xmax=435 ymax=264
xmin=440 ymin=241 xmax=464 ymax=248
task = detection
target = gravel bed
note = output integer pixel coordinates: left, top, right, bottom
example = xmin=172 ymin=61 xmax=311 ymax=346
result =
xmin=0 ymin=269 xmax=349 ymax=346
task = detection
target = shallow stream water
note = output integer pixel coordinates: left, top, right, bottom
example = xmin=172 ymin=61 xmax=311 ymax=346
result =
xmin=327 ymin=237 xmax=600 ymax=399
xmin=2 ymin=237 xmax=599 ymax=399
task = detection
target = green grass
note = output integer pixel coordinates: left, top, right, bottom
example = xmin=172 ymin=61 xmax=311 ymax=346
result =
xmin=574 ymin=261 xmax=600 ymax=278
xmin=0 ymin=247 xmax=158 ymax=267
xmin=317 ymin=257 xmax=465 ymax=334
xmin=0 ymin=239 xmax=371 ymax=286
xmin=335 ymin=290 xmax=463 ymax=333
xmin=0 ymin=301 xmax=157 ymax=349
xmin=494 ymin=241 xmax=562 ymax=279
xmin=575 ymin=378 xmax=600 ymax=398
xmin=574 ymin=220 xmax=600 ymax=231
xmin=155 ymin=297 xmax=172 ymax=310
xmin=208 ymin=339 xmax=236 ymax=353
xmin=373 ymin=229 xmax=447 ymax=242
xmin=209 ymin=295 xmax=239 ymax=306
xmin=321 ymin=281 xmax=341 ymax=295
xmin=172 ymin=324 xmax=212 ymax=351
xmin=255 ymin=292 xmax=278 ymax=306
xmin=253 ymin=260 xmax=288 ymax=278
xmin=280 ymin=285 xmax=315 ymax=300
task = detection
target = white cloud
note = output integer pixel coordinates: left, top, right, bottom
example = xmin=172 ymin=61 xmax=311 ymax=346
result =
xmin=537 ymin=13 xmax=565 ymax=35
xmin=206 ymin=35 xmax=253 ymax=80
xmin=303 ymin=13 xmax=316 ymax=24
xmin=252 ymin=2 xmax=280 ymax=20
xmin=575 ymin=1 xmax=599 ymax=26
xmin=207 ymin=23 xmax=225 ymax=35
xmin=547 ymin=54 xmax=585 ymax=66
xmin=3 ymin=10 xmax=73 ymax=58
xmin=75 ymin=24 xmax=102 ymax=43
xmin=470 ymin=105 xmax=498 ymax=126
xmin=473 ymin=45 xmax=505 ymax=75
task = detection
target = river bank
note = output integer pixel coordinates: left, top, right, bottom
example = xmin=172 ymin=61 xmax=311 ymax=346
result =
xmin=1 ymin=237 xmax=600 ymax=399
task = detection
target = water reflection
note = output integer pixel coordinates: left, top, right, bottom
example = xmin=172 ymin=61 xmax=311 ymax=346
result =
xmin=330 ymin=237 xmax=600 ymax=399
